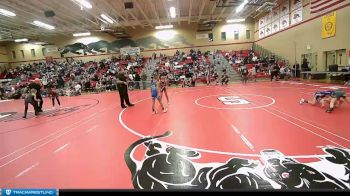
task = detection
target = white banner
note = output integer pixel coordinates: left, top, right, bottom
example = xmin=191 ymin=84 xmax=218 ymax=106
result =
xmin=291 ymin=7 xmax=303 ymax=25
xmin=45 ymin=47 xmax=58 ymax=53
xmin=259 ymin=17 xmax=266 ymax=29
xmin=120 ymin=47 xmax=140 ymax=56
xmin=291 ymin=0 xmax=302 ymax=11
xmin=272 ymin=8 xmax=280 ymax=21
xmin=280 ymin=0 xmax=290 ymax=16
xmin=259 ymin=28 xmax=265 ymax=39
xmin=196 ymin=33 xmax=209 ymax=39
xmin=280 ymin=14 xmax=290 ymax=29
xmin=272 ymin=20 xmax=280 ymax=33
xmin=265 ymin=12 xmax=272 ymax=25
xmin=265 ymin=24 xmax=272 ymax=36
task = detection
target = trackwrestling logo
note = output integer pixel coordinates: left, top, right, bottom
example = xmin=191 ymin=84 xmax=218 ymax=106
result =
xmin=1 ymin=189 xmax=57 ymax=196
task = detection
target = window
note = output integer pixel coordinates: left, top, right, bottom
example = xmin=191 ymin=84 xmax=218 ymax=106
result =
xmin=12 ymin=51 xmax=16 ymax=59
xmin=246 ymin=30 xmax=251 ymax=39
xmin=42 ymin=48 xmax=46 ymax=56
xmin=31 ymin=49 xmax=36 ymax=57
xmin=221 ymin=32 xmax=226 ymax=41
xmin=234 ymin=31 xmax=239 ymax=40
xmin=20 ymin=50 xmax=24 ymax=58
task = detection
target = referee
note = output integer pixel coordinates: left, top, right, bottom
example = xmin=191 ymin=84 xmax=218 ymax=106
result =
xmin=117 ymin=69 xmax=134 ymax=108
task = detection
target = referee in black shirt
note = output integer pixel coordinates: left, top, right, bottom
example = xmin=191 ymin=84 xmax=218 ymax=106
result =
xmin=28 ymin=79 xmax=43 ymax=112
xmin=117 ymin=70 xmax=134 ymax=108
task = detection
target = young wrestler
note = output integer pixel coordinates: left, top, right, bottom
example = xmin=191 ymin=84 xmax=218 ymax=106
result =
xmin=300 ymin=90 xmax=334 ymax=107
xmin=160 ymin=75 xmax=169 ymax=104
xmin=48 ymin=88 xmax=61 ymax=108
xmin=326 ymin=89 xmax=350 ymax=113
xmin=151 ymin=75 xmax=167 ymax=114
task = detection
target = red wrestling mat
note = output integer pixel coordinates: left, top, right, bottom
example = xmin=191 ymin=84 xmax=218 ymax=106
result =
xmin=1 ymin=82 xmax=349 ymax=190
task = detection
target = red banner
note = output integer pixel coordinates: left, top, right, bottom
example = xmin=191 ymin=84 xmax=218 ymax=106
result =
xmin=46 ymin=56 xmax=53 ymax=64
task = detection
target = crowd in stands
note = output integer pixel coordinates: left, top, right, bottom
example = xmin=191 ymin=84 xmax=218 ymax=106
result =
xmin=0 ymin=55 xmax=148 ymax=100
xmin=223 ymin=49 xmax=293 ymax=82
xmin=149 ymin=49 xmax=229 ymax=88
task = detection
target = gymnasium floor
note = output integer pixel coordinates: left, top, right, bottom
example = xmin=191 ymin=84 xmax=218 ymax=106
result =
xmin=0 ymin=81 xmax=349 ymax=190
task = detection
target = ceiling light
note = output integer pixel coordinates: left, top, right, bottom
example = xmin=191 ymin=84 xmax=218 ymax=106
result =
xmin=72 ymin=0 xmax=92 ymax=9
xmin=227 ymin=18 xmax=245 ymax=23
xmin=155 ymin=25 xmax=174 ymax=30
xmin=99 ymin=19 xmax=108 ymax=24
xmin=0 ymin=8 xmax=16 ymax=17
xmin=101 ymin=14 xmax=114 ymax=24
xmin=33 ymin=21 xmax=55 ymax=30
xmin=73 ymin=32 xmax=91 ymax=37
xmin=170 ymin=7 xmax=176 ymax=18
xmin=236 ymin=0 xmax=248 ymax=13
xmin=14 ymin=38 xmax=28 ymax=42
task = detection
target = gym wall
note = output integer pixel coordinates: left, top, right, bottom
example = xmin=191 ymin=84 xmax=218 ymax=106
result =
xmin=2 ymin=22 xmax=254 ymax=66
xmin=255 ymin=0 xmax=350 ymax=71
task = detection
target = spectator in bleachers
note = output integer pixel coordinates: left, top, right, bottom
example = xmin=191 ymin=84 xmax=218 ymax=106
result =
xmin=221 ymin=71 xmax=229 ymax=85
xmin=271 ymin=64 xmax=280 ymax=81
xmin=241 ymin=65 xmax=249 ymax=84
xmin=250 ymin=65 xmax=257 ymax=82
xmin=0 ymin=83 xmax=5 ymax=100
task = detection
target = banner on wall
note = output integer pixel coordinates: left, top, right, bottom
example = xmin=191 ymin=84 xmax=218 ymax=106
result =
xmin=280 ymin=0 xmax=290 ymax=15
xmin=265 ymin=24 xmax=272 ymax=36
xmin=291 ymin=0 xmax=302 ymax=11
xmin=321 ymin=11 xmax=336 ymax=39
xmin=259 ymin=28 xmax=265 ymax=39
xmin=120 ymin=47 xmax=140 ymax=56
xmin=272 ymin=8 xmax=280 ymax=21
xmin=45 ymin=56 xmax=53 ymax=64
xmin=258 ymin=17 xmax=266 ymax=29
xmin=272 ymin=20 xmax=280 ymax=33
xmin=280 ymin=15 xmax=290 ymax=29
xmin=291 ymin=7 xmax=303 ymax=25
xmin=45 ymin=47 xmax=58 ymax=53
xmin=196 ymin=33 xmax=209 ymax=39
xmin=265 ymin=12 xmax=272 ymax=25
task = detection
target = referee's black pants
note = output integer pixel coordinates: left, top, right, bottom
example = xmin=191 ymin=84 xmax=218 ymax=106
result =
xmin=118 ymin=86 xmax=131 ymax=107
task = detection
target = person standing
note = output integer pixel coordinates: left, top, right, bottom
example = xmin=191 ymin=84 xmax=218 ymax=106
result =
xmin=23 ymin=88 xmax=39 ymax=118
xmin=117 ymin=69 xmax=134 ymax=109
xmin=241 ymin=65 xmax=248 ymax=84
xmin=151 ymin=75 xmax=167 ymax=114
xmin=48 ymin=88 xmax=61 ymax=108
xmin=28 ymin=79 xmax=43 ymax=112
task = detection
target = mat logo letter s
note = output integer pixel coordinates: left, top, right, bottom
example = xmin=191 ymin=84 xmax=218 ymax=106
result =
xmin=218 ymin=96 xmax=250 ymax=105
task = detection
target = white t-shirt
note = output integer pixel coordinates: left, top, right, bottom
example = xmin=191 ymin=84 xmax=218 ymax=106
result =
xmin=75 ymin=84 xmax=81 ymax=92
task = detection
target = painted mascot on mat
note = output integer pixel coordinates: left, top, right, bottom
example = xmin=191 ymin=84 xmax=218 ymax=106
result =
xmin=124 ymin=131 xmax=350 ymax=190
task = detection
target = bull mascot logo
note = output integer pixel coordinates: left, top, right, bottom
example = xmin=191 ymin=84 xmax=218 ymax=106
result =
xmin=125 ymin=132 xmax=350 ymax=190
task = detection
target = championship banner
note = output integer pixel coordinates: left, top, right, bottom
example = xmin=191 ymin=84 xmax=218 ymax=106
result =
xmin=272 ymin=8 xmax=280 ymax=21
xmin=258 ymin=17 xmax=266 ymax=29
xmin=280 ymin=15 xmax=290 ymax=29
xmin=120 ymin=47 xmax=141 ymax=56
xmin=280 ymin=0 xmax=290 ymax=15
xmin=265 ymin=24 xmax=272 ymax=36
xmin=321 ymin=11 xmax=336 ymax=39
xmin=45 ymin=56 xmax=53 ymax=64
xmin=272 ymin=20 xmax=280 ymax=33
xmin=291 ymin=7 xmax=303 ymax=25
xmin=259 ymin=28 xmax=265 ymax=39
